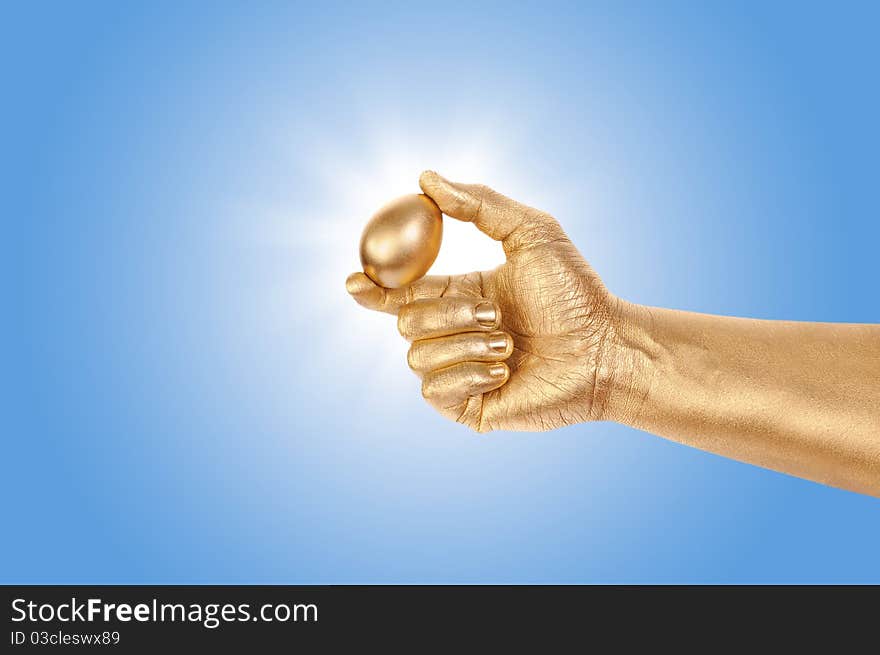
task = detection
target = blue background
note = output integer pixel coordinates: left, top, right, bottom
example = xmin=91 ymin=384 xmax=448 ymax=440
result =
xmin=4 ymin=1 xmax=879 ymax=583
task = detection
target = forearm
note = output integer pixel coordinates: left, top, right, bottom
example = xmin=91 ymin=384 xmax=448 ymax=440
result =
xmin=604 ymin=300 xmax=880 ymax=496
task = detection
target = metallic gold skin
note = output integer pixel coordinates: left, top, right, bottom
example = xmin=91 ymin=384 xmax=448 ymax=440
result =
xmin=359 ymin=193 xmax=442 ymax=288
xmin=406 ymin=331 xmax=512 ymax=374
xmin=346 ymin=171 xmax=880 ymax=497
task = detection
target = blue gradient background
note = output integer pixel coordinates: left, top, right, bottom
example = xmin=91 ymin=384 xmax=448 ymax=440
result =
xmin=4 ymin=2 xmax=879 ymax=583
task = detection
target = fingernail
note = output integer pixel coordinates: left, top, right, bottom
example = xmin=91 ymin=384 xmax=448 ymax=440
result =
xmin=488 ymin=332 xmax=508 ymax=353
xmin=488 ymin=363 xmax=508 ymax=378
xmin=474 ymin=302 xmax=496 ymax=327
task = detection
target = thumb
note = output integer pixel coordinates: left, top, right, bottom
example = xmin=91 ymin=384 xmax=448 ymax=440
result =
xmin=418 ymin=170 xmax=567 ymax=255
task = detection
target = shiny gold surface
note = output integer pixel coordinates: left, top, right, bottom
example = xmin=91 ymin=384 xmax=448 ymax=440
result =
xmin=359 ymin=194 xmax=442 ymax=289
xmin=346 ymin=171 xmax=880 ymax=497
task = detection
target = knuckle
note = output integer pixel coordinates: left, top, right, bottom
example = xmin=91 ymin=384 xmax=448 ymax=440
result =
xmin=443 ymin=302 xmax=459 ymax=325
xmin=396 ymin=305 xmax=411 ymax=337
xmin=472 ymin=185 xmax=489 ymax=215
xmin=406 ymin=344 xmax=421 ymax=371
xmin=524 ymin=208 xmax=565 ymax=237
xmin=420 ymin=377 xmax=435 ymax=400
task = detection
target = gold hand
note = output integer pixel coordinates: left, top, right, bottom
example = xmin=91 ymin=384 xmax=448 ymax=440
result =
xmin=346 ymin=171 xmax=620 ymax=432
xmin=346 ymin=171 xmax=880 ymax=496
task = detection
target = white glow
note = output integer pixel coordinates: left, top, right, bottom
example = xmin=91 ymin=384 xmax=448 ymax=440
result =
xmin=210 ymin=110 xmax=544 ymax=432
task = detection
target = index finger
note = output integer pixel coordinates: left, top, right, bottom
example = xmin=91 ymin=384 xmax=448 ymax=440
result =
xmin=345 ymin=271 xmax=451 ymax=315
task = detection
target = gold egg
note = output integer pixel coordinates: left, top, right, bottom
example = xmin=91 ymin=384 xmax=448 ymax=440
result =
xmin=360 ymin=194 xmax=443 ymax=288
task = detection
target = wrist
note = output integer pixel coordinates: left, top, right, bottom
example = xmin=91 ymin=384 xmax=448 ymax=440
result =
xmin=592 ymin=298 xmax=661 ymax=425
